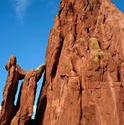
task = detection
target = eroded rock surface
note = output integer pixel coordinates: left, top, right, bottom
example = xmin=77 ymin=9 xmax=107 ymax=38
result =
xmin=0 ymin=0 xmax=124 ymax=125
xmin=0 ymin=56 xmax=46 ymax=125
xmin=10 ymin=69 xmax=37 ymax=125
xmin=36 ymin=0 xmax=124 ymax=125
xmin=0 ymin=56 xmax=27 ymax=125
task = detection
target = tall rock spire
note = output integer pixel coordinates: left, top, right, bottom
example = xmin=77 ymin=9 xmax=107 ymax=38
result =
xmin=0 ymin=56 xmax=45 ymax=125
xmin=36 ymin=0 xmax=124 ymax=124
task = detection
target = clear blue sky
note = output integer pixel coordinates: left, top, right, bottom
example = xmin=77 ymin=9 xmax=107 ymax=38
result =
xmin=0 ymin=0 xmax=60 ymax=118
xmin=0 ymin=0 xmax=123 ymax=118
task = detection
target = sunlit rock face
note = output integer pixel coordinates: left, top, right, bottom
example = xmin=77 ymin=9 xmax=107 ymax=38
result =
xmin=10 ymin=69 xmax=37 ymax=125
xmin=0 ymin=0 xmax=124 ymax=125
xmin=0 ymin=55 xmax=28 ymax=125
xmin=0 ymin=56 xmax=45 ymax=125
xmin=36 ymin=0 xmax=124 ymax=125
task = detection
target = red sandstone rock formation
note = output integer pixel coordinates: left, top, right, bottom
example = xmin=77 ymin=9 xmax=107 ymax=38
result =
xmin=0 ymin=56 xmax=27 ymax=125
xmin=0 ymin=56 xmax=45 ymax=125
xmin=0 ymin=0 xmax=124 ymax=125
xmin=10 ymin=69 xmax=37 ymax=125
xmin=35 ymin=0 xmax=124 ymax=125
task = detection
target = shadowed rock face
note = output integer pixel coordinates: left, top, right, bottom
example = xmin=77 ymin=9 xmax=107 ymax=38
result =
xmin=35 ymin=0 xmax=124 ymax=125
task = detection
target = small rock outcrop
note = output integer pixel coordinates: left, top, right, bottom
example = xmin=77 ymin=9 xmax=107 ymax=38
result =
xmin=0 ymin=56 xmax=46 ymax=125
xmin=10 ymin=69 xmax=37 ymax=125
xmin=0 ymin=55 xmax=27 ymax=125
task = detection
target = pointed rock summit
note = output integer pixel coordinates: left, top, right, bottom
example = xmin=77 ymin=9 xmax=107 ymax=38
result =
xmin=0 ymin=0 xmax=124 ymax=125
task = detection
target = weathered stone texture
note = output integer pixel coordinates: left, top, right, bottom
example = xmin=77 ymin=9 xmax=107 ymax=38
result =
xmin=0 ymin=0 xmax=124 ymax=125
xmin=0 ymin=56 xmax=27 ymax=125
xmin=0 ymin=56 xmax=45 ymax=125
xmin=36 ymin=0 xmax=124 ymax=125
xmin=10 ymin=69 xmax=37 ymax=125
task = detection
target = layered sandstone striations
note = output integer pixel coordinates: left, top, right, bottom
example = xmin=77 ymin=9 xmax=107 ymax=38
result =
xmin=36 ymin=0 xmax=124 ymax=125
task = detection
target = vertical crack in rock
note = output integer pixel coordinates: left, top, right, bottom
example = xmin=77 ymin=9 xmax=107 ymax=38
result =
xmin=79 ymin=76 xmax=83 ymax=125
xmin=117 ymin=66 xmax=121 ymax=82
xmin=51 ymin=37 xmax=64 ymax=80
xmin=73 ymin=14 xmax=78 ymax=44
